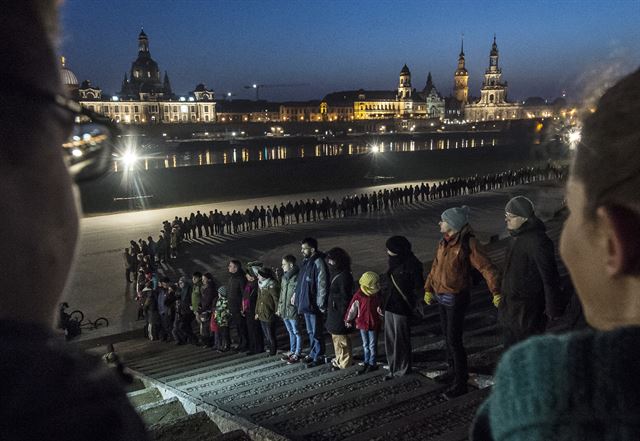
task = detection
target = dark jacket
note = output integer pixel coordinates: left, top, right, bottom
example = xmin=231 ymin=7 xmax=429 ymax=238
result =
xmin=383 ymin=253 xmax=425 ymax=316
xmin=199 ymin=283 xmax=217 ymax=314
xmin=500 ymin=216 xmax=563 ymax=334
xmin=294 ymin=252 xmax=329 ymax=315
xmin=325 ymin=271 xmax=354 ymax=335
xmin=226 ymin=271 xmax=246 ymax=314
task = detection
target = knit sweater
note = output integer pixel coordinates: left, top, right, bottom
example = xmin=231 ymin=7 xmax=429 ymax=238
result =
xmin=472 ymin=327 xmax=640 ymax=440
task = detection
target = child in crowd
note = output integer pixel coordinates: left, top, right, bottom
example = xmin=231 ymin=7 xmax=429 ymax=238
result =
xmin=214 ymin=286 xmax=231 ymax=351
xmin=345 ymin=271 xmax=384 ymax=375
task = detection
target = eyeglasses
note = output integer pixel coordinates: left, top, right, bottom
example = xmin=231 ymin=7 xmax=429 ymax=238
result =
xmin=505 ymin=213 xmax=519 ymax=219
xmin=6 ymin=81 xmax=120 ymax=183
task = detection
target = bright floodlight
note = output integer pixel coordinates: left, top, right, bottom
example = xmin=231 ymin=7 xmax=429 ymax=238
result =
xmin=567 ymin=128 xmax=581 ymax=148
xmin=371 ymin=144 xmax=380 ymax=153
xmin=71 ymin=148 xmax=83 ymax=158
xmin=252 ymin=84 xmax=257 ymax=89
xmin=122 ymin=151 xmax=138 ymax=167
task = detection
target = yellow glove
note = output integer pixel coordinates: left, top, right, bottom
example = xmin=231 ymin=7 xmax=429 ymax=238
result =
xmin=424 ymin=291 xmax=435 ymax=305
xmin=492 ymin=294 xmax=502 ymax=308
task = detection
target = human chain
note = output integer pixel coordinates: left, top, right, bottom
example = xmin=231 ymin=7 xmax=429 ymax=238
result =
xmin=123 ymin=163 xmax=567 ymax=270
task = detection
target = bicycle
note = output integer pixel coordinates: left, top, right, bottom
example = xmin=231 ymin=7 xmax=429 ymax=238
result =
xmin=58 ymin=303 xmax=109 ymax=339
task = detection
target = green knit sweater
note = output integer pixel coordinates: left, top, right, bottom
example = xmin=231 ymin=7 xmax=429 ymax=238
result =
xmin=472 ymin=327 xmax=640 ymax=440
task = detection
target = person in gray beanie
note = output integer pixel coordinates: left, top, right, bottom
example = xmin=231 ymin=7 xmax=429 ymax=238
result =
xmin=424 ymin=206 xmax=501 ymax=399
xmin=501 ymin=196 xmax=564 ymax=348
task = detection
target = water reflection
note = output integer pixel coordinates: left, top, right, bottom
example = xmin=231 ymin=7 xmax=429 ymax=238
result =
xmin=113 ymin=135 xmax=500 ymax=172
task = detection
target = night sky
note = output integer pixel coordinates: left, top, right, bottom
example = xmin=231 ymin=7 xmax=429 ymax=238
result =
xmin=60 ymin=0 xmax=640 ymax=102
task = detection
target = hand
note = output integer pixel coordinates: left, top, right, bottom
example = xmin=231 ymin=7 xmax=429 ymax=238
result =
xmin=377 ymin=306 xmax=383 ymax=316
xmin=492 ymin=294 xmax=502 ymax=308
xmin=424 ymin=291 xmax=435 ymax=305
xmin=344 ymin=321 xmax=352 ymax=328
xmin=254 ymin=314 xmax=259 ymax=320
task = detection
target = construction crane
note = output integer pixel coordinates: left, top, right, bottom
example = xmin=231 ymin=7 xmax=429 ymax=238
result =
xmin=244 ymin=83 xmax=309 ymax=100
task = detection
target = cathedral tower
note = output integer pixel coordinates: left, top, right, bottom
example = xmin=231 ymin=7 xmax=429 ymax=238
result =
xmin=397 ymin=64 xmax=412 ymax=100
xmin=478 ymin=35 xmax=507 ymax=105
xmin=453 ymin=37 xmax=469 ymax=104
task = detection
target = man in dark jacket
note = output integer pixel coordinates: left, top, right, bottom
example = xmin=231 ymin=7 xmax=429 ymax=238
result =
xmin=501 ymin=196 xmax=564 ymax=348
xmin=227 ymin=260 xmax=248 ymax=350
xmin=294 ymin=237 xmax=330 ymax=367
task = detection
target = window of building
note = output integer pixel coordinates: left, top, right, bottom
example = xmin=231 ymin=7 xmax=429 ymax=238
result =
xmin=134 ymin=105 xmax=139 ymax=113
xmin=204 ymin=106 xmax=209 ymax=112
xmin=114 ymin=106 xmax=120 ymax=113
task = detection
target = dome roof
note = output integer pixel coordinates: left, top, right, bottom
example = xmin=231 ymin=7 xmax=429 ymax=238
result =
xmin=60 ymin=57 xmax=78 ymax=87
xmin=400 ymin=64 xmax=410 ymax=75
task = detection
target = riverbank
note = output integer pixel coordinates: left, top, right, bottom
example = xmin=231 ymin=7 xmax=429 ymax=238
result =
xmin=79 ymin=141 xmax=566 ymax=214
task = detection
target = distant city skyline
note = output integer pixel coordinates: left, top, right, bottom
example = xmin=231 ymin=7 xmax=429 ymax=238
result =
xmin=61 ymin=0 xmax=640 ymax=102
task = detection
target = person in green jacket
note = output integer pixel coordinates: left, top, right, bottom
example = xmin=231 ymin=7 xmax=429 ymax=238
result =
xmin=277 ymin=255 xmax=301 ymax=363
xmin=472 ymin=67 xmax=640 ymax=440
xmin=256 ymin=267 xmax=280 ymax=356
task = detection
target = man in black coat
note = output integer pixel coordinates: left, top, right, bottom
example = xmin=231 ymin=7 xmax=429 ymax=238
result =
xmin=500 ymin=196 xmax=564 ymax=348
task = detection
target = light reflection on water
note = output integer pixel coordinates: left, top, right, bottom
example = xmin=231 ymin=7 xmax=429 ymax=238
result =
xmin=113 ymin=136 xmax=499 ymax=172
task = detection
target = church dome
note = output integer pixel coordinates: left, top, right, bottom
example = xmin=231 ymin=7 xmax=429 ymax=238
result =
xmin=60 ymin=56 xmax=78 ymax=87
xmin=400 ymin=64 xmax=411 ymax=75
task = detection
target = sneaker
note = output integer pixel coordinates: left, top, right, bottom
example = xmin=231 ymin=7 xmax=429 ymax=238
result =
xmin=382 ymin=364 xmax=390 ymax=370
xmin=302 ymin=355 xmax=313 ymax=363
xmin=286 ymin=355 xmax=300 ymax=364
xmin=366 ymin=364 xmax=378 ymax=372
xmin=305 ymin=360 xmax=321 ymax=368
xmin=281 ymin=352 xmax=292 ymax=361
xmin=330 ymin=365 xmax=341 ymax=372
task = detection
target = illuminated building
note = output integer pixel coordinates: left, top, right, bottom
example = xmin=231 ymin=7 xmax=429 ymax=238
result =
xmin=464 ymin=36 xmax=523 ymax=121
xmin=76 ymin=30 xmax=216 ymax=124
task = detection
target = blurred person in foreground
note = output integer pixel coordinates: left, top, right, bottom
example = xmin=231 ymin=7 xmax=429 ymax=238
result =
xmin=472 ymin=66 xmax=640 ymax=440
xmin=0 ymin=1 xmax=147 ymax=439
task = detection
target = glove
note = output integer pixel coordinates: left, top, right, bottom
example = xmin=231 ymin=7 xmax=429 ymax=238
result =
xmin=492 ymin=294 xmax=502 ymax=308
xmin=424 ymin=291 xmax=435 ymax=305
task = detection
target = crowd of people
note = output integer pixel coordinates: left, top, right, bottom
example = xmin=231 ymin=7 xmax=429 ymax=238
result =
xmin=5 ymin=3 xmax=640 ymax=439
xmin=123 ymin=164 xmax=568 ymax=268
xmin=129 ymin=188 xmax=568 ymax=399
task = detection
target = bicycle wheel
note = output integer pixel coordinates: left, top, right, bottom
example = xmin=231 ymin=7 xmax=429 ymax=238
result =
xmin=70 ymin=310 xmax=84 ymax=323
xmin=93 ymin=317 xmax=109 ymax=328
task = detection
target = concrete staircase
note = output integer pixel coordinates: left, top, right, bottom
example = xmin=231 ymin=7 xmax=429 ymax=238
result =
xmin=88 ymin=212 xmax=578 ymax=441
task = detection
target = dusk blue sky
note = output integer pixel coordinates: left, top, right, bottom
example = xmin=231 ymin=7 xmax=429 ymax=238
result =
xmin=61 ymin=0 xmax=640 ymax=102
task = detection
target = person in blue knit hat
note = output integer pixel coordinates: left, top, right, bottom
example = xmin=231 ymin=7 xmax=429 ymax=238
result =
xmin=472 ymin=66 xmax=640 ymax=440
xmin=424 ymin=205 xmax=501 ymax=399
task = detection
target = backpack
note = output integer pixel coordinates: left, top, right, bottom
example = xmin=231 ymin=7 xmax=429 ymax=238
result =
xmin=460 ymin=233 xmax=484 ymax=287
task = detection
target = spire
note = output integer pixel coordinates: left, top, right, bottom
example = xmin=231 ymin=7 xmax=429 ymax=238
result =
xmin=491 ymin=34 xmax=498 ymax=55
xmin=459 ymin=34 xmax=464 ymax=57
xmin=60 ymin=56 xmax=66 ymax=68
xmin=138 ymin=28 xmax=149 ymax=53
xmin=400 ymin=64 xmax=410 ymax=75
xmin=425 ymin=72 xmax=435 ymax=93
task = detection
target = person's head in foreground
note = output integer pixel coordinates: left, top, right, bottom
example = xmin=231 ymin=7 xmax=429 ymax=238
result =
xmin=1 ymin=1 xmax=148 ymax=439
xmin=472 ymin=66 xmax=640 ymax=441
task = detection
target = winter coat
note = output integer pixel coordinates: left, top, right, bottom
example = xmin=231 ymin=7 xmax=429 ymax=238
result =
xmin=176 ymin=282 xmax=193 ymax=317
xmin=191 ymin=282 xmax=202 ymax=315
xmin=294 ymin=252 xmax=329 ymax=315
xmin=500 ymin=216 xmax=563 ymax=335
xmin=383 ymin=253 xmax=425 ymax=316
xmin=215 ymin=296 xmax=231 ymax=327
xmin=424 ymin=225 xmax=501 ymax=295
xmin=277 ymin=267 xmax=299 ymax=320
xmin=256 ymin=279 xmax=279 ymax=322
xmin=199 ymin=283 xmax=217 ymax=314
xmin=142 ymin=288 xmax=161 ymax=325
xmin=325 ymin=271 xmax=354 ymax=335
xmin=345 ymin=289 xmax=383 ymax=331
xmin=242 ymin=280 xmax=259 ymax=316
xmin=226 ymin=272 xmax=246 ymax=314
